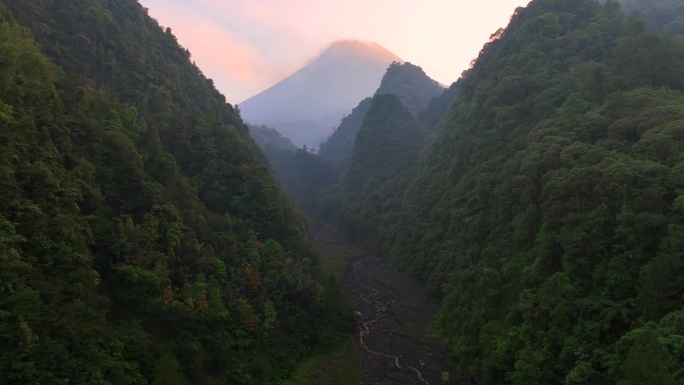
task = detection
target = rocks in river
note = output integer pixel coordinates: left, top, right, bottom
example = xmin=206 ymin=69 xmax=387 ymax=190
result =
xmin=340 ymin=239 xmax=449 ymax=385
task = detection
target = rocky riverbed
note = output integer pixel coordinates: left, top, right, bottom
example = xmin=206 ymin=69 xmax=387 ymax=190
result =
xmin=309 ymin=222 xmax=455 ymax=385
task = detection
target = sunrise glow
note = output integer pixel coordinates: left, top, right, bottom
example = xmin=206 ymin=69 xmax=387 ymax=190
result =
xmin=139 ymin=0 xmax=532 ymax=103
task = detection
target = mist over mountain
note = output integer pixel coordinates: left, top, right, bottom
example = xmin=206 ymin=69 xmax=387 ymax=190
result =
xmin=318 ymin=62 xmax=443 ymax=173
xmin=239 ymin=40 xmax=402 ymax=148
xmin=248 ymin=123 xmax=298 ymax=151
xmin=376 ymin=61 xmax=445 ymax=115
xmin=617 ymin=0 xmax=684 ymax=34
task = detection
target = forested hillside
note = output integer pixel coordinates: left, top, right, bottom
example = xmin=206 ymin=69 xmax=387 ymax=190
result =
xmin=319 ymin=62 xmax=441 ymax=173
xmin=375 ymin=62 xmax=445 ymax=116
xmin=0 ymin=1 xmax=350 ymax=384
xmin=336 ymin=94 xmax=428 ymax=238
xmin=253 ymin=61 xmax=442 ymax=219
xmin=249 ymin=124 xmax=298 ymax=153
xmin=418 ymin=77 xmax=465 ymax=131
xmin=318 ymin=98 xmax=373 ymax=173
xmin=333 ymin=0 xmax=684 ymax=383
xmin=247 ymin=125 xmax=339 ymax=215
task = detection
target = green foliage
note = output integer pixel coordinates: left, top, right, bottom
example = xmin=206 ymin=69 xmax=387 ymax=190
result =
xmin=0 ymin=1 xmax=350 ymax=384
xmin=325 ymin=0 xmax=684 ymax=383
xmin=319 ymin=62 xmax=443 ymax=174
xmin=619 ymin=330 xmax=677 ymax=385
xmin=248 ymin=123 xmax=297 ymax=152
xmin=254 ymin=140 xmax=340 ymax=216
xmin=619 ymin=0 xmax=684 ymax=36
xmin=318 ymin=97 xmax=373 ymax=173
xmin=337 ymin=94 xmax=428 ymax=238
xmin=151 ymin=351 xmax=189 ymax=385
xmin=375 ymin=62 xmax=445 ymax=116
xmin=418 ymin=76 xmax=465 ymax=131
xmin=248 ymin=124 xmax=341 ymax=216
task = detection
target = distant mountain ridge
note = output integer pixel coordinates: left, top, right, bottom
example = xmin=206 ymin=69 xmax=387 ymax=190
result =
xmin=376 ymin=61 xmax=445 ymax=115
xmin=248 ymin=124 xmax=297 ymax=151
xmin=319 ymin=62 xmax=444 ymax=172
xmin=239 ymin=39 xmax=402 ymax=148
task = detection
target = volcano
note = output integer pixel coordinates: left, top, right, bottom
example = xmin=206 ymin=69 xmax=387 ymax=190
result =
xmin=239 ymin=40 xmax=402 ymax=148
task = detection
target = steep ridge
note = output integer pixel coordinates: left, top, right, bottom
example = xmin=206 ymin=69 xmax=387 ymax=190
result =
xmin=0 ymin=1 xmax=350 ymax=384
xmin=319 ymin=62 xmax=442 ymax=173
xmin=375 ymin=62 xmax=445 ymax=116
xmin=239 ymin=40 xmax=402 ymax=148
xmin=317 ymin=97 xmax=373 ymax=173
xmin=337 ymin=94 xmax=428 ymax=238
xmin=248 ymin=124 xmax=298 ymax=152
xmin=253 ymin=61 xmax=444 ymax=218
xmin=418 ymin=76 xmax=465 ymax=132
xmin=367 ymin=0 xmax=684 ymax=383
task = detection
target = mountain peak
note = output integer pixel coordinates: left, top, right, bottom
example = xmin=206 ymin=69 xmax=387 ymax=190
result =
xmin=375 ymin=62 xmax=445 ymax=115
xmin=239 ymin=39 xmax=402 ymax=148
xmin=320 ymin=39 xmax=403 ymax=62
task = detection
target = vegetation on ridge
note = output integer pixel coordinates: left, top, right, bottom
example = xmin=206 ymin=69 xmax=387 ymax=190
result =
xmin=7 ymin=0 xmax=684 ymax=383
xmin=380 ymin=0 xmax=684 ymax=383
xmin=319 ymin=62 xmax=443 ymax=174
xmin=320 ymin=0 xmax=684 ymax=383
xmin=0 ymin=1 xmax=351 ymax=384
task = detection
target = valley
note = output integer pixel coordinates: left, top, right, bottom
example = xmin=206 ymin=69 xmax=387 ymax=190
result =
xmin=4 ymin=0 xmax=684 ymax=384
xmin=306 ymin=221 xmax=452 ymax=385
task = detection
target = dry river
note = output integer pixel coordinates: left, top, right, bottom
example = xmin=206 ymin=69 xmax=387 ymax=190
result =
xmin=309 ymin=221 xmax=456 ymax=385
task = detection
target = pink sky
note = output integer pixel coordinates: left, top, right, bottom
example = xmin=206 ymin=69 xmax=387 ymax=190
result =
xmin=139 ymin=0 xmax=532 ymax=104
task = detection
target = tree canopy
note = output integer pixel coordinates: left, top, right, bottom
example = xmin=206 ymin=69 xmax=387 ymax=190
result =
xmin=324 ymin=0 xmax=684 ymax=383
xmin=0 ymin=1 xmax=351 ymax=384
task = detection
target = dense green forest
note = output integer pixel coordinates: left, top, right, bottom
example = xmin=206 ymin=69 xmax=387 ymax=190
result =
xmin=335 ymin=94 xmax=428 ymax=238
xmin=375 ymin=62 xmax=445 ymax=116
xmin=0 ymin=1 xmax=350 ymax=384
xmin=321 ymin=0 xmax=684 ymax=383
xmin=248 ymin=125 xmax=339 ymax=216
xmin=418 ymin=76 xmax=465 ymax=132
xmin=7 ymin=0 xmax=684 ymax=384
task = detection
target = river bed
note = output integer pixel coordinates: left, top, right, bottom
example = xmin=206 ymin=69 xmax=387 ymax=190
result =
xmin=310 ymin=222 xmax=455 ymax=385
